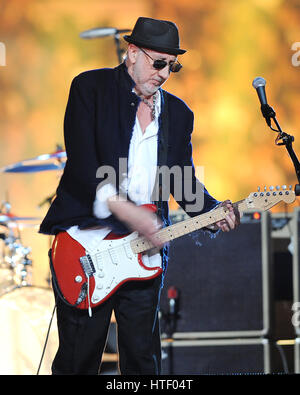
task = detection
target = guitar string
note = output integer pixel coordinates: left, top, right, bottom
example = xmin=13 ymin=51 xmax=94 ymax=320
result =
xmin=85 ymin=191 xmax=291 ymax=264
xmin=89 ymin=202 xmax=244 ymax=263
xmin=130 ymin=199 xmax=247 ymax=253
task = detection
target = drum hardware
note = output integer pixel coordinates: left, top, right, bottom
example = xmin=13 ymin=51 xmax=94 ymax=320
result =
xmin=80 ymin=27 xmax=131 ymax=63
xmin=0 ymin=201 xmax=56 ymax=374
xmin=0 ymin=201 xmax=38 ymax=294
xmin=38 ymin=193 xmax=56 ymax=209
xmin=37 ymin=192 xmax=56 ymax=287
xmin=0 ymin=145 xmax=66 ymax=173
xmin=0 ymin=142 xmax=63 ymax=286
xmin=0 ymin=232 xmax=33 ymax=293
xmin=0 ymin=146 xmax=67 ymax=373
xmin=13 ymin=245 xmax=32 ymax=287
xmin=0 ymin=206 xmax=56 ymax=374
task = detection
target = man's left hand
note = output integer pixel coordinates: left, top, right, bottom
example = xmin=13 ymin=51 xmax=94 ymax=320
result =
xmin=215 ymin=200 xmax=240 ymax=232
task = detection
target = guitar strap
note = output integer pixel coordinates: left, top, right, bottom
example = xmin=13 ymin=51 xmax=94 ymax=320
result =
xmin=153 ymin=90 xmax=169 ymax=218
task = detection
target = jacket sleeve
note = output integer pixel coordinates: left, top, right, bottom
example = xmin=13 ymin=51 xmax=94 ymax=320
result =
xmin=62 ymin=74 xmax=128 ymax=232
xmin=63 ymin=74 xmax=100 ymax=206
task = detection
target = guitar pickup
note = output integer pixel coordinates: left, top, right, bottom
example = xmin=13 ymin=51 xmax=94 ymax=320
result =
xmin=95 ymin=252 xmax=104 ymax=270
xmin=108 ymin=248 xmax=118 ymax=265
xmin=80 ymin=254 xmax=96 ymax=277
xmin=124 ymin=244 xmax=133 ymax=259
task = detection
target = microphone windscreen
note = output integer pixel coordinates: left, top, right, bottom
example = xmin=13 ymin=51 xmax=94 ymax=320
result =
xmin=252 ymin=77 xmax=266 ymax=89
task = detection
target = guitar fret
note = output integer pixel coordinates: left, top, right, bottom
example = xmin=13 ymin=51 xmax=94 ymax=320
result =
xmin=126 ymin=191 xmax=300 ymax=255
xmin=130 ymin=205 xmax=231 ymax=254
xmin=130 ymin=199 xmax=256 ymax=254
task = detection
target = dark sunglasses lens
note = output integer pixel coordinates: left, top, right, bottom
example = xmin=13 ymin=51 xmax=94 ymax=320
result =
xmin=152 ymin=57 xmax=182 ymax=73
xmin=170 ymin=63 xmax=182 ymax=73
xmin=153 ymin=60 xmax=168 ymax=70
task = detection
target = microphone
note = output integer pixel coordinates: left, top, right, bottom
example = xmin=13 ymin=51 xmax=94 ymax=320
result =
xmin=252 ymin=77 xmax=268 ymax=106
xmin=252 ymin=77 xmax=275 ymax=126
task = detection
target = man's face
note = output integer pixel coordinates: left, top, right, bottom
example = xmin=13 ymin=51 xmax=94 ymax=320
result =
xmin=129 ymin=45 xmax=177 ymax=97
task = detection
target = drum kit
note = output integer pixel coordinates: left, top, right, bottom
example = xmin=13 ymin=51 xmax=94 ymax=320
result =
xmin=0 ymin=146 xmax=66 ymax=294
xmin=0 ymin=146 xmax=66 ymax=374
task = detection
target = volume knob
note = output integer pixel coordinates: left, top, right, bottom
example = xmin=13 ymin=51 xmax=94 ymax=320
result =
xmin=75 ymin=275 xmax=82 ymax=283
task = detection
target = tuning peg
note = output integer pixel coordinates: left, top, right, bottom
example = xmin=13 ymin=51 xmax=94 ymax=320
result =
xmin=276 ymin=185 xmax=280 ymax=190
xmin=257 ymin=186 xmax=260 ymax=192
xmin=289 ymin=185 xmax=293 ymax=190
xmin=282 ymin=185 xmax=287 ymax=190
xmin=269 ymin=186 xmax=274 ymax=191
xmin=264 ymin=186 xmax=267 ymax=192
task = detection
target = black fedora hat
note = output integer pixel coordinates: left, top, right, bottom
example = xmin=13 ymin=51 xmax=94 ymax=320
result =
xmin=124 ymin=17 xmax=186 ymax=55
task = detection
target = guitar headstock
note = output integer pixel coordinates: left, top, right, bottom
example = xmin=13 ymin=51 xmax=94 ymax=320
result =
xmin=245 ymin=185 xmax=296 ymax=211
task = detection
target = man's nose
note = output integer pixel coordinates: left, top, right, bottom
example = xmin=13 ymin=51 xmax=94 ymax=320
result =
xmin=157 ymin=65 xmax=170 ymax=80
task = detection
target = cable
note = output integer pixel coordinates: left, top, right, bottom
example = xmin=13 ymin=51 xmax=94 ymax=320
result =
xmin=36 ymin=302 xmax=57 ymax=375
xmin=275 ymin=342 xmax=289 ymax=374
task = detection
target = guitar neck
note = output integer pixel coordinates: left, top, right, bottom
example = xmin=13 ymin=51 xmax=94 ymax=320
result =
xmin=130 ymin=199 xmax=247 ymax=254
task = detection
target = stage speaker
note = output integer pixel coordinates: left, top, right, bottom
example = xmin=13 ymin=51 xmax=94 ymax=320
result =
xmin=292 ymin=208 xmax=300 ymax=336
xmin=160 ymin=211 xmax=272 ymax=338
xmin=161 ymin=338 xmax=271 ymax=374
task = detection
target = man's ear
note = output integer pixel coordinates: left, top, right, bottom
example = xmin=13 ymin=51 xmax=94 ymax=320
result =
xmin=127 ymin=44 xmax=139 ymax=64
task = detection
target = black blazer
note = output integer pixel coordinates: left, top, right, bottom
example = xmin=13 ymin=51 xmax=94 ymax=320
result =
xmin=39 ymin=63 xmax=219 ymax=236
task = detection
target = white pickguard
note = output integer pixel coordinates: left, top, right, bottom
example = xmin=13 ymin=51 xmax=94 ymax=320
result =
xmin=86 ymin=232 xmax=162 ymax=304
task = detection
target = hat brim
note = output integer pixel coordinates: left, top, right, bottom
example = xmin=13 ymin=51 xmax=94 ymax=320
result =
xmin=124 ymin=35 xmax=186 ymax=55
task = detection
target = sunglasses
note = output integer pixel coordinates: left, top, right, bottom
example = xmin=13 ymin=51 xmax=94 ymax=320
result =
xmin=139 ymin=47 xmax=182 ymax=73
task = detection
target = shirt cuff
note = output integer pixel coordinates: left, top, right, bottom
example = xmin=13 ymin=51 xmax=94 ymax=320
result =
xmin=93 ymin=183 xmax=118 ymax=219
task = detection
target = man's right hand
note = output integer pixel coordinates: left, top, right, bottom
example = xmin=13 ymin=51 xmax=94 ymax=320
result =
xmin=107 ymin=195 xmax=164 ymax=248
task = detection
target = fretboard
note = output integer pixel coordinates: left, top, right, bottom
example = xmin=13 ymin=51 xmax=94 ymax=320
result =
xmin=130 ymin=199 xmax=247 ymax=254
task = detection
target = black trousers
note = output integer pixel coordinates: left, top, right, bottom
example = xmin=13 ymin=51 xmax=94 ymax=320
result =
xmin=52 ymin=275 xmax=162 ymax=375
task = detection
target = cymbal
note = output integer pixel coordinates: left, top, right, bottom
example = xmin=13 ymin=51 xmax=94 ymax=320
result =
xmin=1 ymin=149 xmax=66 ymax=173
xmin=80 ymin=27 xmax=131 ymax=39
xmin=0 ymin=214 xmax=41 ymax=223
xmin=2 ymin=222 xmax=40 ymax=230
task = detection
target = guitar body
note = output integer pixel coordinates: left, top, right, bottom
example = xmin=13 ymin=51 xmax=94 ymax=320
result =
xmin=51 ymin=204 xmax=163 ymax=310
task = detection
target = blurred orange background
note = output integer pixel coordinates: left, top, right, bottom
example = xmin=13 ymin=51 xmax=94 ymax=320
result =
xmin=0 ymin=0 xmax=300 ymax=288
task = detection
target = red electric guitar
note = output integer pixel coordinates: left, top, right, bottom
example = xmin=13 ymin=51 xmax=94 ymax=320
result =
xmin=50 ymin=186 xmax=296 ymax=312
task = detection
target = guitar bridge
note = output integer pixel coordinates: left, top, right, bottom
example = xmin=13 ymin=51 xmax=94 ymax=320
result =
xmin=79 ymin=254 xmax=95 ymax=278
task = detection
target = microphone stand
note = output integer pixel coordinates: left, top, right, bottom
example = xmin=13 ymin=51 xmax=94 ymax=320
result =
xmin=80 ymin=27 xmax=130 ymax=64
xmin=261 ymin=104 xmax=300 ymax=196
xmin=112 ymin=28 xmax=132 ymax=63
